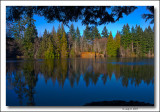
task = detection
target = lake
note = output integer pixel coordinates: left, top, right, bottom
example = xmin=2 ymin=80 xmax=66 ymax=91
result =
xmin=6 ymin=58 xmax=154 ymax=106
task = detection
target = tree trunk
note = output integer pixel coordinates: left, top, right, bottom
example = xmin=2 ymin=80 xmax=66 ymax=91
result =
xmin=148 ymin=49 xmax=151 ymax=57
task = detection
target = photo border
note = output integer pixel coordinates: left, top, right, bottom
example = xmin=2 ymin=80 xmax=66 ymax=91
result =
xmin=1 ymin=0 xmax=159 ymax=111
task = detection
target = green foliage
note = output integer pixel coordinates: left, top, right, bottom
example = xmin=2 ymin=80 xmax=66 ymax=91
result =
xmin=135 ymin=25 xmax=143 ymax=55
xmin=37 ymin=29 xmax=56 ymax=59
xmin=121 ymin=24 xmax=131 ymax=49
xmin=76 ymin=27 xmax=81 ymax=45
xmin=70 ymin=48 xmax=76 ymax=57
xmin=57 ymin=25 xmax=62 ymax=39
xmin=115 ymin=31 xmax=121 ymax=48
xmin=84 ymin=25 xmax=92 ymax=40
xmin=44 ymin=50 xmax=54 ymax=59
xmin=23 ymin=41 xmax=34 ymax=58
xmin=107 ymin=32 xmax=116 ymax=57
xmin=37 ymin=29 xmax=48 ymax=58
xmin=8 ymin=21 xmax=154 ymax=59
xmin=10 ymin=18 xmax=26 ymax=55
xmin=121 ymin=24 xmax=154 ymax=57
xmin=101 ymin=26 xmax=109 ymax=38
xmin=52 ymin=26 xmax=60 ymax=57
xmin=12 ymin=19 xmax=26 ymax=39
xmin=57 ymin=23 xmax=65 ymax=40
xmin=23 ymin=17 xmax=37 ymax=58
xmin=44 ymin=36 xmax=54 ymax=59
xmin=76 ymin=27 xmax=81 ymax=39
xmin=92 ymin=26 xmax=101 ymax=39
xmin=43 ymin=29 xmax=48 ymax=39
xmin=57 ymin=24 xmax=66 ymax=55
xmin=115 ymin=31 xmax=121 ymax=56
xmin=69 ymin=24 xmax=76 ymax=40
xmin=61 ymin=32 xmax=68 ymax=57
xmin=140 ymin=26 xmax=154 ymax=56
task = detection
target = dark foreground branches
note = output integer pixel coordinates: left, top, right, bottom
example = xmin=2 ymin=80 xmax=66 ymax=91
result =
xmin=7 ymin=6 xmax=138 ymax=26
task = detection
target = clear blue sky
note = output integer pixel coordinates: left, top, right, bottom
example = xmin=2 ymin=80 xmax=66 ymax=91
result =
xmin=33 ymin=6 xmax=154 ymax=38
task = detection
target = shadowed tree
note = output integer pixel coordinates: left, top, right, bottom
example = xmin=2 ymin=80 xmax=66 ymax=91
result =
xmin=92 ymin=26 xmax=101 ymax=39
xmin=69 ymin=24 xmax=76 ymax=40
xmin=38 ymin=29 xmax=48 ymax=58
xmin=101 ymin=26 xmax=109 ymax=38
xmin=52 ymin=26 xmax=60 ymax=57
xmin=23 ymin=17 xmax=38 ymax=58
xmin=115 ymin=31 xmax=121 ymax=57
xmin=84 ymin=25 xmax=92 ymax=40
xmin=61 ymin=32 xmax=68 ymax=57
xmin=44 ymin=34 xmax=55 ymax=59
xmin=76 ymin=27 xmax=81 ymax=40
xmin=76 ymin=27 xmax=81 ymax=51
xmin=121 ymin=23 xmax=131 ymax=49
xmin=142 ymin=6 xmax=154 ymax=24
xmin=6 ymin=6 xmax=138 ymax=26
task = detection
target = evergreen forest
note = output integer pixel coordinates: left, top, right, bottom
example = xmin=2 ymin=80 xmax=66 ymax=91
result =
xmin=6 ymin=15 xmax=154 ymax=59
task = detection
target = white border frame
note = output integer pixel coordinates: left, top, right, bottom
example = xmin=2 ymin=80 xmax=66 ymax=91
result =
xmin=1 ymin=1 xmax=159 ymax=111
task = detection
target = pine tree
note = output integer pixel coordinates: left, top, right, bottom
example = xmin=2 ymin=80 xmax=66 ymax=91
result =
xmin=69 ymin=24 xmax=76 ymax=40
xmin=131 ymin=26 xmax=136 ymax=54
xmin=76 ymin=27 xmax=81 ymax=39
xmin=57 ymin=23 xmax=66 ymax=53
xmin=84 ymin=25 xmax=92 ymax=40
xmin=38 ymin=29 xmax=48 ymax=58
xmin=151 ymin=25 xmax=154 ymax=55
xmin=52 ymin=26 xmax=60 ymax=57
xmin=61 ymin=23 xmax=65 ymax=35
xmin=142 ymin=27 xmax=149 ymax=55
xmin=57 ymin=24 xmax=62 ymax=39
xmin=57 ymin=23 xmax=65 ymax=39
xmin=135 ymin=25 xmax=143 ymax=56
xmin=11 ymin=18 xmax=26 ymax=55
xmin=107 ymin=31 xmax=115 ymax=57
xmin=92 ymin=26 xmax=101 ymax=39
xmin=61 ymin=32 xmax=68 ymax=57
xmin=115 ymin=31 xmax=121 ymax=56
xmin=76 ymin=27 xmax=81 ymax=48
xmin=12 ymin=19 xmax=26 ymax=39
xmin=101 ymin=26 xmax=109 ymax=38
xmin=44 ymin=34 xmax=54 ymax=59
xmin=145 ymin=26 xmax=154 ymax=56
xmin=23 ymin=17 xmax=37 ymax=58
xmin=121 ymin=24 xmax=131 ymax=49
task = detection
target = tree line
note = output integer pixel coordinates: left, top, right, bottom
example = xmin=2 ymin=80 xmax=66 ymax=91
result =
xmin=6 ymin=16 xmax=154 ymax=59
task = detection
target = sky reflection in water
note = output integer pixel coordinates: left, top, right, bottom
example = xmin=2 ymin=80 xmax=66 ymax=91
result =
xmin=6 ymin=58 xmax=154 ymax=106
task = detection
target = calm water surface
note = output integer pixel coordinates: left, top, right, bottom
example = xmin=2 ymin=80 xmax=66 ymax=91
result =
xmin=6 ymin=58 xmax=154 ymax=106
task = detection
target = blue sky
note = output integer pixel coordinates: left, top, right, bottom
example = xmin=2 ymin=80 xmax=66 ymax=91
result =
xmin=33 ymin=6 xmax=154 ymax=37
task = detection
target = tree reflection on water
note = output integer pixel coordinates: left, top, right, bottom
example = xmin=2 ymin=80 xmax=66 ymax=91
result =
xmin=6 ymin=58 xmax=154 ymax=106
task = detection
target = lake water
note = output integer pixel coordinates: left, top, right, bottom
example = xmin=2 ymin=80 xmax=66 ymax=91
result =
xmin=6 ymin=58 xmax=154 ymax=106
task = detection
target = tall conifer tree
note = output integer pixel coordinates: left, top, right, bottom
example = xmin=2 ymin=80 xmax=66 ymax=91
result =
xmin=101 ymin=26 xmax=109 ymax=38
xmin=84 ymin=25 xmax=92 ymax=40
xmin=61 ymin=32 xmax=68 ymax=57
xmin=92 ymin=26 xmax=101 ymax=39
xmin=23 ymin=17 xmax=37 ymax=58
